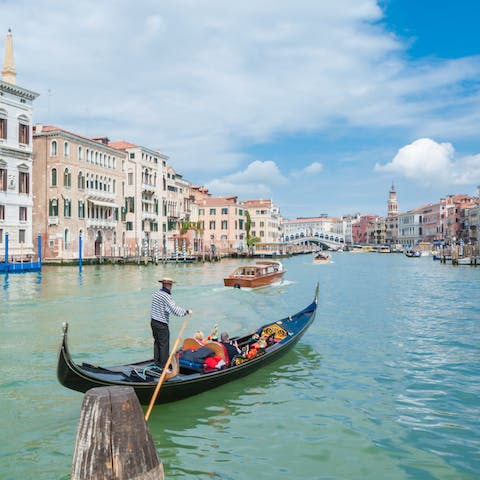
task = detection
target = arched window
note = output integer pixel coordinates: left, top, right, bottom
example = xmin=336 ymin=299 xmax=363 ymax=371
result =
xmin=51 ymin=168 xmax=57 ymax=186
xmin=77 ymin=171 xmax=85 ymax=189
xmin=78 ymin=146 xmax=83 ymax=161
xmin=51 ymin=140 xmax=58 ymax=156
xmin=64 ymin=141 xmax=69 ymax=157
xmin=63 ymin=168 xmax=71 ymax=187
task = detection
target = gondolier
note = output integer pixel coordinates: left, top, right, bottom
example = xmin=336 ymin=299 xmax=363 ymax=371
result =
xmin=151 ymin=277 xmax=192 ymax=370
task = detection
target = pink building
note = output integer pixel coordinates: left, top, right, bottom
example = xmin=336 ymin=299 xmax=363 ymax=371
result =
xmin=440 ymin=194 xmax=477 ymax=243
xmin=191 ymin=187 xmax=246 ymax=255
xmin=352 ymin=215 xmax=377 ymax=244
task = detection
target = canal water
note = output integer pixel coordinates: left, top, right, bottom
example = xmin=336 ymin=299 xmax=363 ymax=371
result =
xmin=1 ymin=253 xmax=479 ymax=479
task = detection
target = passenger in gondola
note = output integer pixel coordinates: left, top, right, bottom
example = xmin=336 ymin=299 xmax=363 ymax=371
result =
xmin=194 ymin=330 xmax=206 ymax=344
xmin=220 ymin=331 xmax=241 ymax=362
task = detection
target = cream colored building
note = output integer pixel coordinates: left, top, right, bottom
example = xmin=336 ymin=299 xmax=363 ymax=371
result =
xmin=165 ymin=166 xmax=193 ymax=254
xmin=109 ymin=141 xmax=167 ymax=257
xmin=0 ymin=30 xmax=39 ymax=259
xmin=242 ymin=199 xmax=283 ymax=244
xmin=32 ymin=126 xmax=127 ymax=260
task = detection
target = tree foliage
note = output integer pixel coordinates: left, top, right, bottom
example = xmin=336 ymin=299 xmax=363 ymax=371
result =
xmin=180 ymin=221 xmax=204 ymax=235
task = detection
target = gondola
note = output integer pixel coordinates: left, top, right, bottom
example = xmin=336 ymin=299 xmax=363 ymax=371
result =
xmin=57 ymin=284 xmax=319 ymax=405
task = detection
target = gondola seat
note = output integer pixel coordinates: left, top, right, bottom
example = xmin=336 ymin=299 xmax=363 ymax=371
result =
xmin=180 ymin=339 xmax=229 ymax=363
xmin=181 ymin=337 xmax=204 ymax=351
xmin=178 ymin=341 xmax=230 ymax=372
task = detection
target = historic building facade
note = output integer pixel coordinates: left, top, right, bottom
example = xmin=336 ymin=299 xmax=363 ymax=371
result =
xmin=0 ymin=30 xmax=39 ymax=260
xmin=109 ymin=141 xmax=167 ymax=257
xmin=191 ymin=186 xmax=246 ymax=255
xmin=32 ymin=126 xmax=127 ymax=260
xmin=164 ymin=166 xmax=193 ymax=255
xmin=241 ymin=199 xmax=282 ymax=244
xmin=385 ymin=184 xmax=399 ymax=245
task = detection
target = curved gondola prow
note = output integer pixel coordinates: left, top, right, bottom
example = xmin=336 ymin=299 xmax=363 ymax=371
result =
xmin=314 ymin=282 xmax=319 ymax=305
xmin=57 ymin=321 xmax=73 ymax=390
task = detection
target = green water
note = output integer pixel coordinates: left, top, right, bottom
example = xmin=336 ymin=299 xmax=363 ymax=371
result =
xmin=1 ymin=254 xmax=479 ymax=479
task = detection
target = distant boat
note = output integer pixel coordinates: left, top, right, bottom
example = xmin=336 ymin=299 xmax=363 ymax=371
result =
xmin=224 ymin=260 xmax=286 ymax=288
xmin=457 ymin=257 xmax=472 ymax=265
xmin=164 ymin=253 xmax=196 ymax=263
xmin=405 ymin=249 xmax=420 ymax=258
xmin=313 ymin=252 xmax=331 ymax=264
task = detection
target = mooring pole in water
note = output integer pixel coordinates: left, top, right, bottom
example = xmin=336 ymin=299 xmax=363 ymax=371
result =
xmin=5 ymin=232 xmax=9 ymax=266
xmin=37 ymin=233 xmax=42 ymax=264
xmin=78 ymin=233 xmax=82 ymax=270
xmin=71 ymin=386 xmax=164 ymax=480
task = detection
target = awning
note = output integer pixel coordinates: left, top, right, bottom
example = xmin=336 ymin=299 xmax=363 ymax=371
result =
xmin=88 ymin=199 xmax=118 ymax=208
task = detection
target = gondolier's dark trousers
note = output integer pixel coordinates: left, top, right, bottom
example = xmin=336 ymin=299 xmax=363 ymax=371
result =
xmin=151 ymin=320 xmax=169 ymax=369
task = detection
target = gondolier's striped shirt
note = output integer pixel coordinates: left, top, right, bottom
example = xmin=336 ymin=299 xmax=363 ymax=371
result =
xmin=151 ymin=288 xmax=188 ymax=325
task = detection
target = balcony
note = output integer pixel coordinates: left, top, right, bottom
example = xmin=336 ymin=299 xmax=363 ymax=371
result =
xmin=142 ymin=183 xmax=156 ymax=194
xmin=142 ymin=211 xmax=158 ymax=220
xmin=48 ymin=216 xmax=59 ymax=225
xmin=86 ymin=218 xmax=117 ymax=229
xmin=86 ymin=191 xmax=116 ymax=202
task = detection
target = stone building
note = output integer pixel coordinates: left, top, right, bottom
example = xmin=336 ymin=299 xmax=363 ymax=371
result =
xmin=165 ymin=166 xmax=193 ymax=255
xmin=0 ymin=30 xmax=39 ymax=260
xmin=385 ymin=184 xmax=399 ymax=245
xmin=109 ymin=141 xmax=167 ymax=257
xmin=241 ymin=199 xmax=282 ymax=244
xmin=191 ymin=186 xmax=246 ymax=255
xmin=32 ymin=125 xmax=127 ymax=261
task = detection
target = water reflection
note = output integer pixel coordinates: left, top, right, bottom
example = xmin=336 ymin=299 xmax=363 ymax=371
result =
xmin=150 ymin=345 xmax=321 ymax=433
xmin=147 ymin=345 xmax=322 ymax=479
xmin=1 ymin=270 xmax=44 ymax=302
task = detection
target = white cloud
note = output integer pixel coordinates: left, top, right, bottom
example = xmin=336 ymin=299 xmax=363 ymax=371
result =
xmin=303 ymin=162 xmax=324 ymax=174
xmin=206 ymin=160 xmax=287 ymax=199
xmin=375 ymin=138 xmax=480 ymax=185
xmin=2 ymin=0 xmax=480 ymax=217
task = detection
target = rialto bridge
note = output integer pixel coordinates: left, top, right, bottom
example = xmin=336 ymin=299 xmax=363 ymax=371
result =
xmin=283 ymin=231 xmax=345 ymax=250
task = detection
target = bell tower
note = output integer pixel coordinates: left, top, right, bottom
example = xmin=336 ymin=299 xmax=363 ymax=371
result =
xmin=1 ymin=28 xmax=16 ymax=85
xmin=388 ymin=183 xmax=398 ymax=218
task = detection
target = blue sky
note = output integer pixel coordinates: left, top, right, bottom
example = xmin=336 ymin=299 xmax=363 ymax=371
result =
xmin=2 ymin=0 xmax=480 ymax=218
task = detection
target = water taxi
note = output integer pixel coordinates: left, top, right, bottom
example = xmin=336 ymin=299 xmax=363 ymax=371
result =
xmin=223 ymin=260 xmax=286 ymax=288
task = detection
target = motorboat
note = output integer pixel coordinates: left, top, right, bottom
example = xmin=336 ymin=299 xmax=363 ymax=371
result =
xmin=223 ymin=260 xmax=286 ymax=288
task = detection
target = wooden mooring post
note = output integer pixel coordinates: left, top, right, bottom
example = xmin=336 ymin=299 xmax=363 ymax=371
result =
xmin=72 ymin=386 xmax=164 ymax=480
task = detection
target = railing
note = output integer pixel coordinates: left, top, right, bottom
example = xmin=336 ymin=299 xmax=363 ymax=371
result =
xmin=142 ymin=183 xmax=156 ymax=193
xmin=86 ymin=218 xmax=117 ymax=229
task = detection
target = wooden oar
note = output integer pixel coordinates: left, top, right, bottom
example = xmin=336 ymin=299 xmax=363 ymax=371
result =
xmin=145 ymin=314 xmax=191 ymax=421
